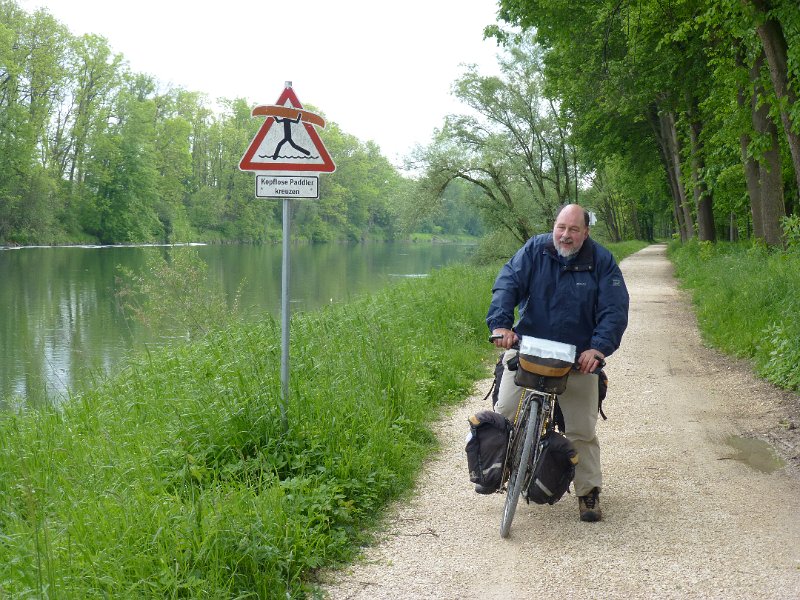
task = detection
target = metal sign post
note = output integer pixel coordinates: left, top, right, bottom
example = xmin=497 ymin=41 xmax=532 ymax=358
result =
xmin=239 ymin=82 xmax=336 ymax=429
xmin=280 ymin=197 xmax=291 ymax=425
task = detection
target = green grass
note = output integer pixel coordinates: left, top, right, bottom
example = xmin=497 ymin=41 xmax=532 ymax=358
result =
xmin=0 ymin=263 xmax=499 ymax=598
xmin=607 ymin=239 xmax=652 ymax=264
xmin=407 ymin=232 xmax=480 ymax=244
xmin=668 ymin=239 xmax=800 ymax=391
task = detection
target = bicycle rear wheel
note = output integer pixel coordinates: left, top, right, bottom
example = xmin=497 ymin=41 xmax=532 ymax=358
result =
xmin=500 ymin=397 xmax=538 ymax=538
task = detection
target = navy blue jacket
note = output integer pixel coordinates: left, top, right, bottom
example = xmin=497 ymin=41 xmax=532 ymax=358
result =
xmin=486 ymin=234 xmax=629 ymax=358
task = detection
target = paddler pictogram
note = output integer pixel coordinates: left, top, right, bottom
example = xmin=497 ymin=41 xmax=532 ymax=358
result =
xmin=239 ymin=84 xmax=335 ymax=174
xmin=251 ymin=105 xmax=326 ymax=161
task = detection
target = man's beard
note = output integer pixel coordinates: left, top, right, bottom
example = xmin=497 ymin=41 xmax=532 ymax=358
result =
xmin=555 ymin=238 xmax=581 ymax=258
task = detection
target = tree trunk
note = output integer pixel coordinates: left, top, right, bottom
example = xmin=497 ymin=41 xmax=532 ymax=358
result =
xmin=671 ymin=182 xmax=687 ymax=241
xmin=601 ymin=200 xmax=622 ymax=242
xmin=737 ymin=49 xmax=765 ymax=240
xmin=631 ymin=203 xmax=642 ymax=240
xmin=592 ymin=170 xmax=622 ymax=242
xmin=729 ymin=212 xmax=739 ymax=242
xmin=752 ymin=96 xmax=785 ymax=246
xmin=647 ymin=104 xmax=688 ymax=241
xmin=751 ymin=0 xmax=800 ymax=195
xmin=659 ymin=139 xmax=686 ymax=241
xmin=662 ymin=110 xmax=695 ymax=240
xmin=748 ymin=50 xmax=786 ymax=247
xmin=740 ymin=127 xmax=765 ymax=241
xmin=759 ymin=140 xmax=785 ymax=247
xmin=687 ymin=97 xmax=715 ymax=241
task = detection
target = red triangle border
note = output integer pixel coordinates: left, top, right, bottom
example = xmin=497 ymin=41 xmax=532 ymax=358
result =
xmin=239 ymin=87 xmax=336 ymax=173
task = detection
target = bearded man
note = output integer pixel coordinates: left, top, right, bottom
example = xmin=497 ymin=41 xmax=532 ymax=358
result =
xmin=486 ymin=203 xmax=630 ymax=522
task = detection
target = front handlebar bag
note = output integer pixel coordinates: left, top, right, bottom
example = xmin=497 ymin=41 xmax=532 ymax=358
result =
xmin=514 ymin=354 xmax=572 ymax=394
xmin=513 ymin=336 xmax=576 ymax=394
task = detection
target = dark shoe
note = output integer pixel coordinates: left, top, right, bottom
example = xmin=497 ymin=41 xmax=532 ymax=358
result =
xmin=578 ymin=487 xmax=602 ymax=522
xmin=474 ymin=483 xmax=495 ymax=495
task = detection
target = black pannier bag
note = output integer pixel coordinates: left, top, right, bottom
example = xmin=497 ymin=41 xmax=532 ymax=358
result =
xmin=525 ymin=431 xmax=579 ymax=505
xmin=466 ymin=410 xmax=511 ymax=494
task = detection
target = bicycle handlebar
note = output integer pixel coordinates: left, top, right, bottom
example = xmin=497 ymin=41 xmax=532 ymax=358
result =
xmin=488 ymin=334 xmax=606 ymax=369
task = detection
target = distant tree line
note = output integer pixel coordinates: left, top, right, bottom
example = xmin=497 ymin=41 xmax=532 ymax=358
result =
xmin=0 ymin=1 xmax=483 ymax=246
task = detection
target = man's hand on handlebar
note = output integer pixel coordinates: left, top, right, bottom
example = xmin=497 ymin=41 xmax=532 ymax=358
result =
xmin=577 ymin=349 xmax=606 ymax=374
xmin=489 ymin=328 xmax=518 ymax=349
xmin=489 ymin=332 xmax=606 ymax=373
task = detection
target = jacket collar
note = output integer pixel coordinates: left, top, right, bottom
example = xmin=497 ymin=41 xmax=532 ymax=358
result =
xmin=544 ymin=235 xmax=595 ymax=272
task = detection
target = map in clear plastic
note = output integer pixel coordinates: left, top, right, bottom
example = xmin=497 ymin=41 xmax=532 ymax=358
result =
xmin=518 ymin=336 xmax=576 ymax=363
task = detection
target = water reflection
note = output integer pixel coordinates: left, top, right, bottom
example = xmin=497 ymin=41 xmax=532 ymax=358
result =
xmin=724 ymin=435 xmax=785 ymax=473
xmin=1 ymin=242 xmax=474 ymax=406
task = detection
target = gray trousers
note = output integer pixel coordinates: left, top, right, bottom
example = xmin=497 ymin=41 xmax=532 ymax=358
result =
xmin=494 ymin=349 xmax=602 ymax=496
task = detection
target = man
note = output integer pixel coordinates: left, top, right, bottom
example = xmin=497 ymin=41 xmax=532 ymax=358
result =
xmin=486 ymin=203 xmax=629 ymax=522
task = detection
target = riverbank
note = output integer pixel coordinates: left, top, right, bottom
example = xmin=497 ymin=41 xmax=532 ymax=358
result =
xmin=0 ymin=263 xmax=497 ymax=597
xmin=0 ymin=241 xmax=476 ymax=407
xmin=0 ymin=235 xmax=480 ymax=251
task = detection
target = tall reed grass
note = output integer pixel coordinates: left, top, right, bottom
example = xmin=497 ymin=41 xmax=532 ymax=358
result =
xmin=0 ymin=240 xmax=647 ymax=598
xmin=668 ymin=239 xmax=800 ymax=391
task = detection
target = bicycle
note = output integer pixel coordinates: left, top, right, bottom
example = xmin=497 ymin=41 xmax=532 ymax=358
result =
xmin=490 ymin=335 xmax=585 ymax=538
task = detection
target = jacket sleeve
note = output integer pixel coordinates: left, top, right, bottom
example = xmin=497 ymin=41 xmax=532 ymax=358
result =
xmin=590 ymin=251 xmax=630 ymax=357
xmin=486 ymin=241 xmax=534 ymax=332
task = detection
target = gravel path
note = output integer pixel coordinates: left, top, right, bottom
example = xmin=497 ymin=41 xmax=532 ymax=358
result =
xmin=318 ymin=244 xmax=800 ymax=599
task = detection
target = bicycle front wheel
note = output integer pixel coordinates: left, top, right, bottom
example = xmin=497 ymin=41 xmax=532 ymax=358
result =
xmin=500 ymin=398 xmax=538 ymax=538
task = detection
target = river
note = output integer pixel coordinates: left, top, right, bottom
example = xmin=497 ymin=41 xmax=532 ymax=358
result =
xmin=0 ymin=241 xmax=474 ymax=406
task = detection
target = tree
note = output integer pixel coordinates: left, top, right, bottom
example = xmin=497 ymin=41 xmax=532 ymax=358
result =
xmin=1 ymin=0 xmax=419 ymax=245
xmin=81 ymin=74 xmax=162 ymax=243
xmin=63 ymin=34 xmax=121 ymax=187
xmin=495 ymin=0 xmax=799 ymax=245
xmin=151 ymin=90 xmax=193 ymax=241
xmin=0 ymin=1 xmax=29 ymax=241
xmin=0 ymin=2 xmax=69 ymax=241
xmin=589 ymin=154 xmax=669 ymax=242
xmin=418 ymin=34 xmax=579 ymax=245
xmin=699 ymin=0 xmax=793 ymax=244
xmin=495 ymin=0 xmax=723 ymax=241
xmin=747 ymin=0 xmax=800 ymax=195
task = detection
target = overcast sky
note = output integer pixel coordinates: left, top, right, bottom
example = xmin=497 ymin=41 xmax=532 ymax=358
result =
xmin=18 ymin=0 xmax=505 ymax=167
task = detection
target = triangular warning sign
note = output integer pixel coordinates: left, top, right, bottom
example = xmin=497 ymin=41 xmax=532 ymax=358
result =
xmin=239 ymin=86 xmax=336 ymax=173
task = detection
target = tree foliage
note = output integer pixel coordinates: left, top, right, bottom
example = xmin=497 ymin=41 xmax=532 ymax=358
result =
xmin=494 ymin=0 xmax=800 ymax=246
xmin=0 ymin=1 xmax=457 ymax=245
xmin=416 ymin=34 xmax=580 ymax=245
